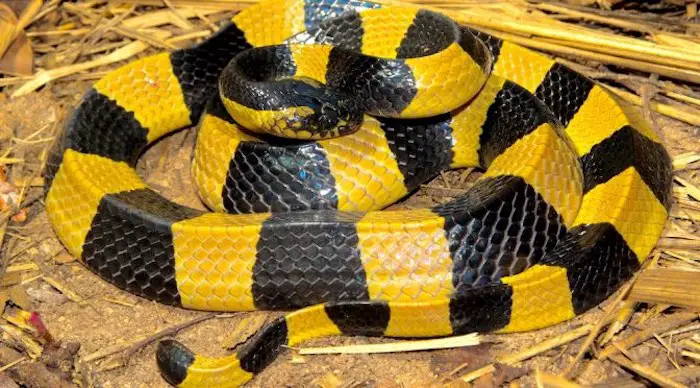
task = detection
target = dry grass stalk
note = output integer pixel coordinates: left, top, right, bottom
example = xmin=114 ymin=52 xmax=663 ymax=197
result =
xmin=120 ymin=8 xmax=222 ymax=29
xmin=674 ymin=177 xmax=700 ymax=202
xmin=498 ymin=325 xmax=592 ymax=365
xmin=598 ymin=301 xmax=637 ymax=346
xmin=300 ymin=333 xmax=480 ymax=355
xmin=454 ymin=324 xmax=593 ymax=383
xmin=628 ymin=268 xmax=700 ymax=310
xmin=113 ymin=0 xmax=253 ymax=10
xmin=608 ymin=354 xmax=687 ymax=388
xmin=6 ymin=263 xmax=38 ymax=273
xmin=604 ymin=86 xmax=700 ymax=127
xmin=0 ymin=356 xmax=26 ymax=373
xmin=102 ymin=297 xmax=136 ymax=308
xmin=598 ymin=312 xmax=698 ymax=361
xmin=673 ymin=152 xmax=700 ymax=171
xmin=11 ymin=37 xmax=156 ymax=97
xmin=681 ymin=350 xmax=700 ymax=363
xmin=161 ymin=0 xmax=194 ymax=30
xmin=460 ymin=364 xmax=496 ymax=384
xmin=454 ymin=8 xmax=700 ymax=67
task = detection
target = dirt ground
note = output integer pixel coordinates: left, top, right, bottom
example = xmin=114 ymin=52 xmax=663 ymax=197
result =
xmin=1 ymin=2 xmax=699 ymax=388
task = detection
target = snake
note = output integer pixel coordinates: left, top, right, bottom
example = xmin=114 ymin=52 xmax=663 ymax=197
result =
xmin=43 ymin=0 xmax=673 ymax=386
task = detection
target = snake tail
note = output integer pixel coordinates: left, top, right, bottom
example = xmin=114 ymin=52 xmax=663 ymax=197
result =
xmin=157 ymin=220 xmax=643 ymax=387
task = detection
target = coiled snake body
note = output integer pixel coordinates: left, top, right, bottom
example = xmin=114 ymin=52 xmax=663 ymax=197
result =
xmin=44 ymin=0 xmax=673 ymax=386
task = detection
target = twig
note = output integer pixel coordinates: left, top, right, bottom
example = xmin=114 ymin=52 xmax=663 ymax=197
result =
xmin=122 ymin=312 xmax=218 ymax=363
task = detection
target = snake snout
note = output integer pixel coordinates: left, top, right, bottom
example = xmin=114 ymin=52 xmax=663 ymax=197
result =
xmin=156 ymin=339 xmax=194 ymax=386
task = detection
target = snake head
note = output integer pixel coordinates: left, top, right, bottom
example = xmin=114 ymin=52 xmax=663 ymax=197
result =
xmin=273 ymin=78 xmax=364 ymax=139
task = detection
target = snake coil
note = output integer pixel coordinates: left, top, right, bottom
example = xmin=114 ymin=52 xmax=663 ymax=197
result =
xmin=44 ymin=0 xmax=672 ymax=387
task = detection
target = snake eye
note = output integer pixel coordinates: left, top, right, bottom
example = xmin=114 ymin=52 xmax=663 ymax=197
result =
xmin=321 ymin=103 xmax=339 ymax=122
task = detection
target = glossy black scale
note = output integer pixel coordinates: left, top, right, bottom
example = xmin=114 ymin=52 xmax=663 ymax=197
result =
xmin=251 ymin=211 xmax=369 ymax=309
xmin=434 ymin=176 xmax=566 ymax=291
xmin=223 ymin=140 xmax=340 ymax=214
xmin=82 ymin=189 xmax=203 ymax=305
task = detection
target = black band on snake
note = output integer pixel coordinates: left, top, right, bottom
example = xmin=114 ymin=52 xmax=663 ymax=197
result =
xmin=43 ymin=0 xmax=673 ymax=386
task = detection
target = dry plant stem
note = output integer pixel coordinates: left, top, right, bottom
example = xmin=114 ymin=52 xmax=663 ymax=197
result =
xmin=122 ymin=312 xmax=218 ymax=363
xmin=604 ymin=86 xmax=700 ymax=127
xmin=476 ymin=28 xmax=700 ymax=84
xmin=42 ymin=276 xmax=85 ymax=305
xmin=12 ymin=40 xmax=150 ymax=97
xmin=162 ymin=0 xmax=194 ymax=29
xmin=657 ymin=239 xmax=700 ymax=251
xmin=0 ymin=356 xmax=26 ymax=373
xmin=555 ymin=58 xmax=700 ymax=102
xmin=663 ymin=323 xmax=700 ymax=338
xmin=454 ymin=9 xmax=700 ymax=66
xmin=629 ymin=268 xmax=700 ymax=310
xmin=120 ymin=8 xmax=221 ymax=29
xmin=531 ymin=3 xmax=654 ymax=33
xmin=460 ymin=364 xmax=496 ymax=384
xmin=113 ymin=0 xmax=253 ymax=10
xmin=498 ymin=325 xmax=592 ymax=365
xmin=608 ymin=354 xmax=687 ymax=388
xmin=599 ymin=300 xmax=637 ymax=346
xmin=458 ymin=324 xmax=592 ymax=383
xmin=598 ymin=312 xmax=698 ymax=361
xmin=681 ymin=350 xmax=700 ymax=361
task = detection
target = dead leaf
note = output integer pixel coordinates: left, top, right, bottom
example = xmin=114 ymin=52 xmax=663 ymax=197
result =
xmin=4 ymin=1 xmax=33 ymax=16
xmin=0 ymin=3 xmax=18 ymax=56
xmin=0 ymin=33 xmax=32 ymax=76
xmin=0 ymin=3 xmax=33 ymax=75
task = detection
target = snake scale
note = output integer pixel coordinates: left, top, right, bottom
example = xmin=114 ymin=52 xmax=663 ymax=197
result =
xmin=43 ymin=0 xmax=673 ymax=386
